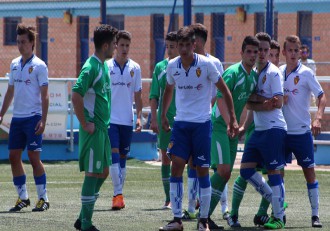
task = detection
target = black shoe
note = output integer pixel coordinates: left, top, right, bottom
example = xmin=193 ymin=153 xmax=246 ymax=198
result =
xmin=32 ymin=198 xmax=50 ymax=212
xmin=227 ymin=215 xmax=241 ymax=228
xmin=253 ymin=214 xmax=270 ymax=226
xmin=208 ymin=217 xmax=224 ymax=230
xmin=74 ymin=219 xmax=81 ymax=230
xmin=82 ymin=225 xmax=99 ymax=231
xmin=312 ymin=216 xmax=322 ymax=228
xmin=9 ymin=198 xmax=30 ymax=212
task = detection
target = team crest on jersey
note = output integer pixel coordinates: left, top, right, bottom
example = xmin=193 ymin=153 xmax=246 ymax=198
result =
xmin=28 ymin=66 xmax=34 ymax=74
xmin=262 ymin=75 xmax=266 ymax=84
xmin=196 ymin=67 xmax=201 ymax=77
xmin=130 ymin=69 xmax=134 ymax=78
xmin=294 ymin=76 xmax=300 ymax=85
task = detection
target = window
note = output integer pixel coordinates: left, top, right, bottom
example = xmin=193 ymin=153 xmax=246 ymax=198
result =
xmin=4 ymin=17 xmax=21 ymax=45
xmin=169 ymin=13 xmax=179 ymax=32
xmin=273 ymin=11 xmax=278 ymax=41
xmin=255 ymin=12 xmax=265 ymax=34
xmin=195 ymin=13 xmax=204 ymax=24
xmin=298 ymin=11 xmax=313 ymax=56
xmin=106 ymin=14 xmax=124 ymax=30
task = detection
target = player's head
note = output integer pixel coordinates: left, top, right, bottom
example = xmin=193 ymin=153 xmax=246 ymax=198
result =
xmin=176 ymin=26 xmax=196 ymax=59
xmin=300 ymin=44 xmax=310 ymax=61
xmin=165 ymin=31 xmax=178 ymax=60
xmin=255 ymin=32 xmax=271 ymax=66
xmin=240 ymin=35 xmax=259 ymax=69
xmin=282 ymin=35 xmax=301 ymax=66
xmin=189 ymin=23 xmax=207 ymax=54
xmin=94 ymin=24 xmax=118 ymax=59
xmin=269 ymin=40 xmax=280 ymax=67
xmin=115 ymin=30 xmax=132 ymax=59
xmin=16 ymin=24 xmax=36 ymax=56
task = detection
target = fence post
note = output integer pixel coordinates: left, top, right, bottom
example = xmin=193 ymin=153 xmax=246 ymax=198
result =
xmin=265 ymin=0 xmax=273 ymax=37
xmin=100 ymin=0 xmax=106 ymax=24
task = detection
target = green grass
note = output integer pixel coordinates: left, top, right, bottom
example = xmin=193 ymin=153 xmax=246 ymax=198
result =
xmin=0 ymin=159 xmax=329 ymax=230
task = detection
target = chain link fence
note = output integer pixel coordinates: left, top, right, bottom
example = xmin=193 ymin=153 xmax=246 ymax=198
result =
xmin=1 ymin=0 xmax=330 ymax=126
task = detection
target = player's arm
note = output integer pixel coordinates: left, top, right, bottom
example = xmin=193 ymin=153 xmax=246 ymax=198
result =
xmin=312 ymin=93 xmax=326 ymax=136
xmin=0 ymin=84 xmax=14 ymax=124
xmin=134 ymin=90 xmax=143 ymax=132
xmin=149 ymin=66 xmax=160 ymax=133
xmin=239 ymin=109 xmax=253 ymax=140
xmin=215 ymin=77 xmax=238 ymax=137
xmin=161 ymin=83 xmax=174 ymax=132
xmin=247 ymin=94 xmax=282 ymax=111
xmin=72 ymin=92 xmax=94 ymax=134
xmin=35 ymin=85 xmax=49 ymax=135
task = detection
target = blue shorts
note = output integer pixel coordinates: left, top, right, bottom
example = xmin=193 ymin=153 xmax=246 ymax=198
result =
xmin=285 ymin=132 xmax=315 ymax=168
xmin=108 ymin=123 xmax=133 ymax=155
xmin=242 ymin=128 xmax=286 ymax=170
xmin=167 ymin=120 xmax=211 ymax=168
xmin=8 ymin=115 xmax=42 ymax=151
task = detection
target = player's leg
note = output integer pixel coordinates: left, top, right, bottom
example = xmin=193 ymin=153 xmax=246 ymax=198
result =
xmin=8 ymin=117 xmax=30 ymax=212
xmin=158 ymin=126 xmax=172 ymax=209
xmin=183 ymin=157 xmax=198 ymax=219
xmin=159 ymin=121 xmax=190 ymax=231
xmin=220 ymin=183 xmax=229 ymax=219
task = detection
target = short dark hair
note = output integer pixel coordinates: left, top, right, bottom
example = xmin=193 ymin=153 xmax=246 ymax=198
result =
xmin=190 ymin=23 xmax=208 ymax=43
xmin=255 ymin=32 xmax=271 ymax=45
xmin=300 ymin=44 xmax=310 ymax=52
xmin=17 ymin=24 xmax=36 ymax=50
xmin=165 ymin=31 xmax=177 ymax=42
xmin=116 ymin=30 xmax=131 ymax=43
xmin=176 ymin=26 xmax=195 ymax=43
xmin=93 ymin=24 xmax=118 ymax=50
xmin=270 ymin=39 xmax=280 ymax=51
xmin=241 ymin=35 xmax=259 ymax=52
xmin=283 ymin=35 xmax=301 ymax=50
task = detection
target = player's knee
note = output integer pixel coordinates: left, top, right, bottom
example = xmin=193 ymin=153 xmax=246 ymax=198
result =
xmin=240 ymin=168 xmax=256 ymax=180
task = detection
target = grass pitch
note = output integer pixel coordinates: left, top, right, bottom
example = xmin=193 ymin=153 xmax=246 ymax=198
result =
xmin=0 ymin=159 xmax=329 ymax=230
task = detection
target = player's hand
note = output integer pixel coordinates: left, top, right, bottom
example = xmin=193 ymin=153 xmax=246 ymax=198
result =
xmin=35 ymin=120 xmax=46 ymax=135
xmin=161 ymin=116 xmax=171 ymax=133
xmin=238 ymin=126 xmax=246 ymax=140
xmin=312 ymin=119 xmax=322 ymax=137
xmin=150 ymin=119 xmax=159 ymax=134
xmin=227 ymin=120 xmax=239 ymax=139
xmin=82 ymin=122 xmax=95 ymax=135
xmin=283 ymin=95 xmax=289 ymax=105
xmin=0 ymin=116 xmax=3 ymax=125
xmin=263 ymin=97 xmax=277 ymax=111
xmin=135 ymin=118 xmax=142 ymax=132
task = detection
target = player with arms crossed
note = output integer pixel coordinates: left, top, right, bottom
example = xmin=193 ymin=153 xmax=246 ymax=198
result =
xmin=150 ymin=31 xmax=178 ymax=210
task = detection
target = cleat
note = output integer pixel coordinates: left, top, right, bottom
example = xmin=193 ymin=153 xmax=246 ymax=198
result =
xmin=208 ymin=217 xmax=224 ymax=230
xmin=181 ymin=209 xmax=197 ymax=220
xmin=283 ymin=201 xmax=288 ymax=209
xmin=9 ymin=198 xmax=30 ymax=212
xmin=311 ymin=216 xmax=322 ymax=228
xmin=159 ymin=220 xmax=183 ymax=231
xmin=162 ymin=201 xmax=172 ymax=210
xmin=195 ymin=199 xmax=200 ymax=210
xmin=222 ymin=211 xmax=230 ymax=220
xmin=227 ymin=215 xmax=241 ymax=228
xmin=112 ymin=194 xmax=125 ymax=210
xmin=198 ymin=218 xmax=210 ymax=231
xmin=74 ymin=219 xmax=81 ymax=230
xmin=254 ymin=214 xmax=270 ymax=226
xmin=82 ymin=225 xmax=99 ymax=231
xmin=264 ymin=217 xmax=285 ymax=229
xmin=32 ymin=198 xmax=49 ymax=212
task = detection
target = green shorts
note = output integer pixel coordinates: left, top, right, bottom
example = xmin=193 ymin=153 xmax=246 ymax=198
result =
xmin=211 ymin=127 xmax=238 ymax=170
xmin=79 ymin=125 xmax=111 ymax=174
xmin=158 ymin=117 xmax=174 ymax=150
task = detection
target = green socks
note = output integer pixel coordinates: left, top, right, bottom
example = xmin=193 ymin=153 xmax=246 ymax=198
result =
xmin=209 ymin=172 xmax=227 ymax=216
xmin=230 ymin=175 xmax=248 ymax=217
xmin=161 ymin=165 xmax=171 ymax=202
xmin=81 ymin=176 xmax=98 ymax=230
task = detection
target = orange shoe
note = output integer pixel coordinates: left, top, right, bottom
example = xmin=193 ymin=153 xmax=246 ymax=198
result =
xmin=112 ymin=194 xmax=125 ymax=210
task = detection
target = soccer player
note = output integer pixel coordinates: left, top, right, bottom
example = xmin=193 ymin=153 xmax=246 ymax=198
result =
xmin=107 ymin=30 xmax=143 ymax=210
xmin=149 ymin=31 xmax=178 ymax=209
xmin=228 ymin=38 xmax=282 ymax=228
xmin=208 ymin=36 xmax=259 ymax=228
xmin=280 ymin=35 xmax=326 ymax=228
xmin=239 ymin=32 xmax=287 ymax=229
xmin=159 ymin=26 xmax=237 ymax=231
xmin=179 ymin=23 xmax=227 ymax=224
xmin=72 ymin=24 xmax=118 ymax=231
xmin=0 ymin=24 xmax=50 ymax=212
